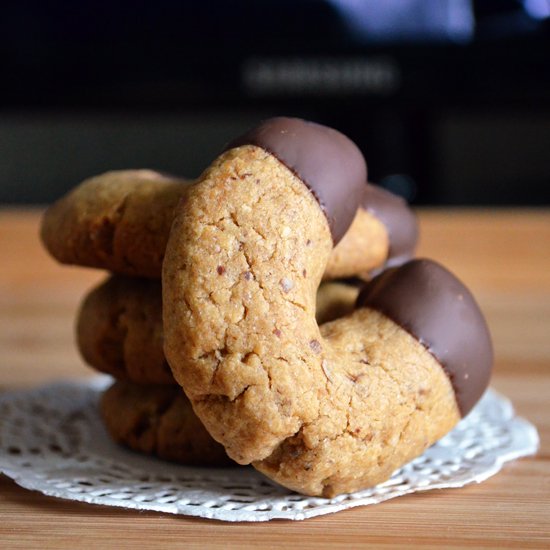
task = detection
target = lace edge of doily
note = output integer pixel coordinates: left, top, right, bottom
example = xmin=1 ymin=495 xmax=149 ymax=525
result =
xmin=0 ymin=417 xmax=539 ymax=522
xmin=0 ymin=384 xmax=540 ymax=522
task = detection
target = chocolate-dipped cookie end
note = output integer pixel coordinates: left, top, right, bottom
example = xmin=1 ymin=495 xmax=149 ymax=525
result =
xmin=228 ymin=117 xmax=367 ymax=244
xmin=357 ymin=258 xmax=493 ymax=416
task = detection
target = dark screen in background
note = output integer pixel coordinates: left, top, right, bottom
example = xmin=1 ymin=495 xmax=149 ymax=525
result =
xmin=2 ymin=0 xmax=549 ymax=205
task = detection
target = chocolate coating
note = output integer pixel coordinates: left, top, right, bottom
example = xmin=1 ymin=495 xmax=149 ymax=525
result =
xmin=362 ymin=183 xmax=418 ymax=268
xmin=227 ymin=117 xmax=367 ymax=244
xmin=357 ymin=259 xmax=493 ymax=416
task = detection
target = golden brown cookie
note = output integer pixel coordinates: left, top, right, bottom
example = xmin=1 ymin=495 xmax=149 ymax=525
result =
xmin=41 ymin=169 xmax=417 ymax=280
xmin=100 ymin=380 xmax=234 ymax=466
xmin=77 ymin=276 xmax=173 ymax=384
xmin=162 ymin=118 xmax=492 ymax=496
xmin=40 ymin=170 xmax=188 ymax=278
xmin=77 ymin=275 xmax=359 ymax=384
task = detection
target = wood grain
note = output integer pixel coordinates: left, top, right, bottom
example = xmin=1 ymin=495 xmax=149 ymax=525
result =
xmin=1 ymin=208 xmax=549 ymax=549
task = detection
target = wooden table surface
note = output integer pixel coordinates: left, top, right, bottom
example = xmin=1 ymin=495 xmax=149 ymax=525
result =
xmin=1 ymin=208 xmax=549 ymax=549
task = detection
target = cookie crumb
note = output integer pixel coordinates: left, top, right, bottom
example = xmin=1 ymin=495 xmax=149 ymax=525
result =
xmin=279 ymin=278 xmax=294 ymax=293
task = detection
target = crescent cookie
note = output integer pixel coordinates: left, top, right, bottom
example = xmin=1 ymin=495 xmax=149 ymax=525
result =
xmin=162 ymin=117 xmax=492 ymax=496
xmin=100 ymin=380 xmax=234 ymax=467
xmin=77 ymin=276 xmax=359 ymax=384
xmin=41 ymin=171 xmax=417 ymax=280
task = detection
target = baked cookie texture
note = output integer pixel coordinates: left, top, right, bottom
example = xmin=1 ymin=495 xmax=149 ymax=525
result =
xmin=100 ymin=380 xmax=234 ymax=467
xmin=40 ymin=170 xmax=188 ymax=278
xmin=77 ymin=276 xmax=173 ymax=384
xmin=41 ymin=170 xmax=415 ymax=280
xmin=162 ymin=144 xmax=349 ymax=468
xmin=256 ymin=307 xmax=460 ymax=496
xmin=162 ymin=118 xmax=492 ymax=497
xmin=77 ymin=275 xmax=359 ymax=384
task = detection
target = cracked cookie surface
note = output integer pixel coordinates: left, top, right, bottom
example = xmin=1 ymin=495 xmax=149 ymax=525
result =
xmin=163 ymin=128 xmax=490 ymax=496
xmin=162 ymin=142 xmax=455 ymax=495
xmin=255 ymin=307 xmax=460 ymax=496
xmin=163 ymin=145 xmax=338 ymax=468
xmin=78 ymin=275 xmax=359 ymax=384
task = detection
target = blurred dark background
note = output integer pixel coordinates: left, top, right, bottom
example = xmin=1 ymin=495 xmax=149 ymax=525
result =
xmin=2 ymin=0 xmax=550 ymax=205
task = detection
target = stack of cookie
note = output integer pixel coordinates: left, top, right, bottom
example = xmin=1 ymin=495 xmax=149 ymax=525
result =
xmin=41 ymin=117 xmax=492 ymax=497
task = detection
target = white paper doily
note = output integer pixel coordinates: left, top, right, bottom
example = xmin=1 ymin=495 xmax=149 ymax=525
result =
xmin=0 ymin=376 xmax=539 ymax=522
